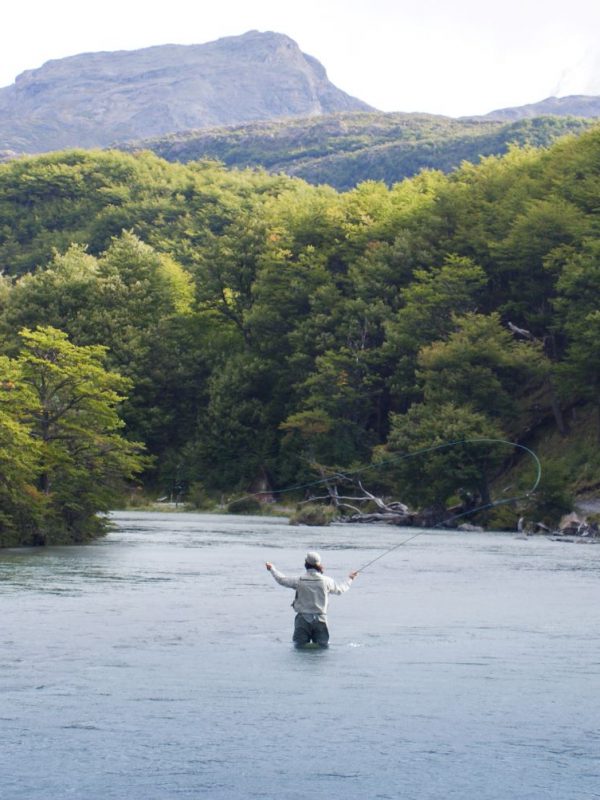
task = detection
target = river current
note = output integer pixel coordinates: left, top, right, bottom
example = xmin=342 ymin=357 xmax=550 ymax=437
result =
xmin=1 ymin=511 xmax=599 ymax=799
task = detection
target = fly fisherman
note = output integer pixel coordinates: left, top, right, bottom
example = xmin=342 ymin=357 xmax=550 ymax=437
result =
xmin=265 ymin=551 xmax=358 ymax=648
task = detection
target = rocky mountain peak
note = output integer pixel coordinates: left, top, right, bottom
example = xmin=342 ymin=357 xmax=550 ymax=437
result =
xmin=0 ymin=31 xmax=373 ymax=155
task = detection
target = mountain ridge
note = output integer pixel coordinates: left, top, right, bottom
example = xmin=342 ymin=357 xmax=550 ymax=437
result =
xmin=1 ymin=31 xmax=599 ymax=178
xmin=480 ymin=94 xmax=600 ymax=121
xmin=121 ymin=111 xmax=594 ymax=190
xmin=0 ymin=31 xmax=373 ymax=155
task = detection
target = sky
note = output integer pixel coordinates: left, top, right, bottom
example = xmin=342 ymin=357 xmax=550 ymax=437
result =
xmin=2 ymin=0 xmax=600 ymax=117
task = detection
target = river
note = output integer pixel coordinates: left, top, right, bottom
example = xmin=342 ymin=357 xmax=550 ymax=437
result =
xmin=1 ymin=511 xmax=599 ymax=799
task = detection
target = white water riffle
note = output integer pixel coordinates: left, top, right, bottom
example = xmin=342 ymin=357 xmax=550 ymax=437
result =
xmin=1 ymin=511 xmax=599 ymax=799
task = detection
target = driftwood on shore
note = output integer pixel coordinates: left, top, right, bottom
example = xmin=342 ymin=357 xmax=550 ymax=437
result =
xmin=304 ymin=472 xmax=473 ymax=528
xmin=302 ymin=466 xmax=600 ymax=536
xmin=343 ymin=511 xmax=414 ymax=524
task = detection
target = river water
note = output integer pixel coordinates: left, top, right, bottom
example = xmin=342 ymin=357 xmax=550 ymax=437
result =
xmin=1 ymin=511 xmax=599 ymax=799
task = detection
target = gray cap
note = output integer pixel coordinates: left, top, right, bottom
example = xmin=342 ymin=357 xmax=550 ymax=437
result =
xmin=305 ymin=551 xmax=322 ymax=566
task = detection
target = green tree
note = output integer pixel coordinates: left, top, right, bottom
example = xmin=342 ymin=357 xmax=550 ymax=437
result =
xmin=0 ymin=356 xmax=44 ymax=545
xmin=16 ymin=326 xmax=146 ymax=543
xmin=384 ymin=256 xmax=488 ymax=408
xmin=3 ymin=233 xmax=197 ymax=455
xmin=553 ymin=239 xmax=600 ymax=434
xmin=184 ymin=354 xmax=278 ymax=490
xmin=381 ymin=402 xmax=504 ymax=510
xmin=281 ymin=345 xmax=384 ymax=468
xmin=417 ymin=312 xmax=545 ymax=431
xmin=492 ymin=197 xmax=587 ymax=333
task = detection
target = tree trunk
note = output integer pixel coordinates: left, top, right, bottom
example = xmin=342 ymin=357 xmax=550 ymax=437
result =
xmin=547 ymin=376 xmax=568 ymax=436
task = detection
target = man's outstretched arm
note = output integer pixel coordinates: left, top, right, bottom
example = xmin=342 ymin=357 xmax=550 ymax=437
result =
xmin=265 ymin=562 xmax=299 ymax=589
xmin=328 ymin=570 xmax=359 ymax=594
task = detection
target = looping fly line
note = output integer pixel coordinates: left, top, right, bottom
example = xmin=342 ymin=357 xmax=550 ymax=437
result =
xmin=354 ymin=438 xmax=542 ymax=572
xmin=244 ymin=436 xmax=541 ymax=504
xmin=236 ymin=437 xmax=541 ymax=571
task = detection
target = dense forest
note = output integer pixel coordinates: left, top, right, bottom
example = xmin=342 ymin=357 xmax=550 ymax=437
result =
xmin=123 ymin=112 xmax=593 ymax=190
xmin=1 ymin=124 xmax=600 ymax=544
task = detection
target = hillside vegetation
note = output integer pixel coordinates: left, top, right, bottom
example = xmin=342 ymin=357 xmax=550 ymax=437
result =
xmin=1 ymin=125 xmax=600 ymax=543
xmin=123 ymin=112 xmax=593 ymax=189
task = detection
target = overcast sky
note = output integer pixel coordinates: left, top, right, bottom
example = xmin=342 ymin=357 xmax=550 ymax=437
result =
xmin=2 ymin=0 xmax=599 ymax=117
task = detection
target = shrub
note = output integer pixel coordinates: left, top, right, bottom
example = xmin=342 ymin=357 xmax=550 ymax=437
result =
xmin=485 ymin=503 xmax=521 ymax=531
xmin=527 ymin=462 xmax=574 ymax=526
xmin=187 ymin=482 xmax=214 ymax=510
xmin=227 ymin=496 xmax=263 ymax=515
xmin=289 ymin=504 xmax=338 ymax=526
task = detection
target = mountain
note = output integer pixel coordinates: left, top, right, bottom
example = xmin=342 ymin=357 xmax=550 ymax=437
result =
xmin=0 ymin=31 xmax=373 ymax=156
xmin=1 ymin=32 xmax=597 ymax=186
xmin=123 ymin=112 xmax=594 ymax=190
xmin=482 ymin=95 xmax=600 ymax=121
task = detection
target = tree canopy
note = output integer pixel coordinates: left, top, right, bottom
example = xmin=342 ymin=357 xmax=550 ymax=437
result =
xmin=1 ymin=124 xmax=600 ymax=540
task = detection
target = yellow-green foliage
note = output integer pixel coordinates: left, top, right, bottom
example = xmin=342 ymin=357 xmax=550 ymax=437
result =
xmin=0 ymin=327 xmax=146 ymax=545
xmin=1 ymin=127 xmax=600 ymax=538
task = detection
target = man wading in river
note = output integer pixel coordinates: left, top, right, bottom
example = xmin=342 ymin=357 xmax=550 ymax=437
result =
xmin=265 ymin=552 xmax=358 ymax=647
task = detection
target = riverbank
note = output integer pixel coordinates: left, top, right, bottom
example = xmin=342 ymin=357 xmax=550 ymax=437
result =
xmin=117 ymin=493 xmax=600 ymax=538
